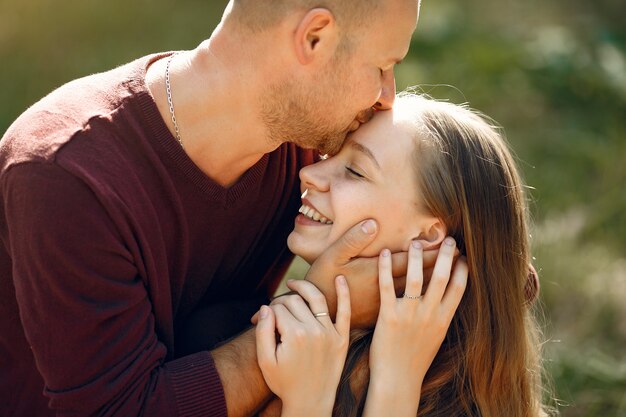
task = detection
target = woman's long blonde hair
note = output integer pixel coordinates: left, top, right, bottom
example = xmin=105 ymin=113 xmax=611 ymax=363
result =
xmin=333 ymin=93 xmax=551 ymax=417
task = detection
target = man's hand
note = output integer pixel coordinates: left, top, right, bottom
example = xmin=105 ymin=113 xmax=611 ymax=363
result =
xmin=211 ymin=328 xmax=273 ymax=417
xmin=301 ymin=219 xmax=446 ymax=328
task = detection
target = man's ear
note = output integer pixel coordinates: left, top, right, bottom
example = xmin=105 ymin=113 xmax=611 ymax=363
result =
xmin=293 ymin=8 xmax=338 ymax=65
xmin=413 ymin=217 xmax=447 ymax=250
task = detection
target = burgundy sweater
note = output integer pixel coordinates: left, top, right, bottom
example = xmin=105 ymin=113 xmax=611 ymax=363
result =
xmin=0 ymin=53 xmax=315 ymax=416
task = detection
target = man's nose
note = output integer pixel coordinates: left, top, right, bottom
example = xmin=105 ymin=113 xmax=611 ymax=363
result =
xmin=373 ymin=70 xmax=396 ymax=110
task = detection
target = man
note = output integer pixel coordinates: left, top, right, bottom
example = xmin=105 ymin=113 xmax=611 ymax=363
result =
xmin=0 ymin=0 xmax=421 ymax=415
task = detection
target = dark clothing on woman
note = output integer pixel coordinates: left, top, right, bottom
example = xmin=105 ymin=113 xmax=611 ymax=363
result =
xmin=0 ymin=52 xmax=314 ymax=416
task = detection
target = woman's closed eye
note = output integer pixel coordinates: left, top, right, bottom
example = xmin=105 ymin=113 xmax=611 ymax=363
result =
xmin=345 ymin=165 xmax=365 ymax=179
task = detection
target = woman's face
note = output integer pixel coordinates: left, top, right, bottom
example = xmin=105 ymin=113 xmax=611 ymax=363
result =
xmin=287 ymin=107 xmax=443 ymax=266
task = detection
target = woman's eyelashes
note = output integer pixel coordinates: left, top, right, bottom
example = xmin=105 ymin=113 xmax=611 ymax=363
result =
xmin=345 ymin=165 xmax=365 ymax=179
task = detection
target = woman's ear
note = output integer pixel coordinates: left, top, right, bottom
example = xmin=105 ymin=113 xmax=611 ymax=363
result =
xmin=413 ymin=217 xmax=446 ymax=250
xmin=293 ymin=8 xmax=338 ymax=65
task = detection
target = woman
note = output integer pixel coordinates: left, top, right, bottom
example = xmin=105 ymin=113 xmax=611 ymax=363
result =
xmin=255 ymin=92 xmax=549 ymax=417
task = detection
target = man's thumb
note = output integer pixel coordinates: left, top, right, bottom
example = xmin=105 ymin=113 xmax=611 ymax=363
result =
xmin=326 ymin=219 xmax=378 ymax=264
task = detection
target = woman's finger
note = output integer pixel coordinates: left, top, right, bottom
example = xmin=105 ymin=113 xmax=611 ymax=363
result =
xmin=251 ymin=290 xmax=297 ymax=324
xmin=422 ymin=246 xmax=459 ymax=270
xmin=423 ymin=237 xmax=457 ymax=304
xmin=441 ymin=256 xmax=469 ymax=317
xmin=271 ymin=303 xmax=301 ymax=338
xmin=334 ymin=275 xmax=351 ymax=337
xmin=378 ymin=249 xmax=396 ymax=308
xmin=256 ymin=306 xmax=277 ymax=370
xmin=270 ymin=293 xmax=317 ymax=324
xmin=403 ymin=240 xmax=424 ymax=299
xmin=286 ymin=279 xmax=332 ymax=327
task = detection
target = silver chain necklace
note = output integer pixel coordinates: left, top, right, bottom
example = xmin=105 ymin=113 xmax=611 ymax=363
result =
xmin=165 ymin=53 xmax=184 ymax=148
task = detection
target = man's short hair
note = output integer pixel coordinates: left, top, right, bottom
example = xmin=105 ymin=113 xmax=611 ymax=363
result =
xmin=230 ymin=0 xmax=381 ymax=34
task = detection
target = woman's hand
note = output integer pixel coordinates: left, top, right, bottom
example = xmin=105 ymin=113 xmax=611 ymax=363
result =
xmin=255 ymin=276 xmax=351 ymax=417
xmin=364 ymin=238 xmax=468 ymax=417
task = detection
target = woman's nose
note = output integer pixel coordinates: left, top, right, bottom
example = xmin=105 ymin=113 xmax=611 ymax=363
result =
xmin=299 ymin=160 xmax=330 ymax=192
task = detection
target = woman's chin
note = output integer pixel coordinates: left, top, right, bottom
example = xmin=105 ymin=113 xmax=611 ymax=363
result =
xmin=287 ymin=232 xmax=320 ymax=265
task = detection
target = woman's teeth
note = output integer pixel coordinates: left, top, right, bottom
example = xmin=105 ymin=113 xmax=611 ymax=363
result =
xmin=299 ymin=204 xmax=333 ymax=224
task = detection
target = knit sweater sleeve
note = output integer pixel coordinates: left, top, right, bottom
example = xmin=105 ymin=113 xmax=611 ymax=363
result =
xmin=2 ymin=162 xmax=227 ymax=417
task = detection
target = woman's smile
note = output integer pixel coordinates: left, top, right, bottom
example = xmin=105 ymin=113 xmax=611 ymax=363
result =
xmin=297 ymin=196 xmax=334 ymax=225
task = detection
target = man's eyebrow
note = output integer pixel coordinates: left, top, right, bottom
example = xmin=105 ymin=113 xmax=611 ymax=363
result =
xmin=349 ymin=141 xmax=380 ymax=170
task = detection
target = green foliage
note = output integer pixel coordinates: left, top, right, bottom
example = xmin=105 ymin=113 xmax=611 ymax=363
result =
xmin=397 ymin=2 xmax=626 ymax=415
xmin=2 ymin=0 xmax=624 ymax=415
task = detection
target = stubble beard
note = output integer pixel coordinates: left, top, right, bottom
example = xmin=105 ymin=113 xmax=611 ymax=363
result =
xmin=261 ymin=79 xmax=350 ymax=155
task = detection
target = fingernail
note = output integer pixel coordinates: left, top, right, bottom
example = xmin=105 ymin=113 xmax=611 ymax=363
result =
xmin=381 ymin=248 xmax=390 ymax=257
xmin=259 ymin=306 xmax=268 ymax=319
xmin=287 ymin=279 xmax=294 ymax=283
xmin=361 ymin=219 xmax=377 ymax=235
xmin=412 ymin=240 xmax=422 ymax=249
xmin=337 ymin=275 xmax=346 ymax=286
xmin=444 ymin=237 xmax=456 ymax=247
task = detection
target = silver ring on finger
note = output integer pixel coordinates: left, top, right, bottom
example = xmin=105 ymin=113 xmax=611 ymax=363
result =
xmin=314 ymin=312 xmax=330 ymax=317
xmin=403 ymin=293 xmax=423 ymax=300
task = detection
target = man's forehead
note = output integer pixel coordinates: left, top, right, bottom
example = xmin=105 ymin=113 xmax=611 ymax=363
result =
xmin=372 ymin=0 xmax=418 ymax=39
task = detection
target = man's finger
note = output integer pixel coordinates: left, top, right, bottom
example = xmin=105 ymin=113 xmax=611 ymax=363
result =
xmin=334 ymin=275 xmax=351 ymax=336
xmin=322 ymin=219 xmax=378 ymax=265
xmin=423 ymin=247 xmax=459 ymax=270
xmin=388 ymin=246 xmax=458 ymax=278
xmin=389 ymin=249 xmax=440 ymax=277
xmin=256 ymin=306 xmax=277 ymax=369
xmin=349 ymin=251 xmax=408 ymax=278
xmin=390 ymin=251 xmax=408 ymax=277
xmin=422 ymin=248 xmax=439 ymax=269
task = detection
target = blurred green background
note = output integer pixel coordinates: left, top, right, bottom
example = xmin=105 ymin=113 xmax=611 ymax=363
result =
xmin=1 ymin=0 xmax=624 ymax=415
